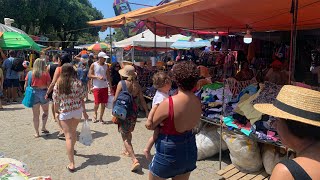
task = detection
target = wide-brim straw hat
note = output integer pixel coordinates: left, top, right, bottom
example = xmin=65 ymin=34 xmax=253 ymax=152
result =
xmin=119 ymin=65 xmax=137 ymax=78
xmin=254 ymin=85 xmax=320 ymax=127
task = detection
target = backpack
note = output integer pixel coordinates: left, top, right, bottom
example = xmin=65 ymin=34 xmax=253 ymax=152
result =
xmin=11 ymin=58 xmax=25 ymax=72
xmin=112 ymin=80 xmax=134 ymax=120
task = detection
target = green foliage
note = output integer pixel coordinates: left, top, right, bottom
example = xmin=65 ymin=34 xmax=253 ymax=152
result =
xmin=0 ymin=0 xmax=103 ymax=48
xmin=105 ymin=28 xmax=126 ymax=43
xmin=113 ymin=28 xmax=126 ymax=42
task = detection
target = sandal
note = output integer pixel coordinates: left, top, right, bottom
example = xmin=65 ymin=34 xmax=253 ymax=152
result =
xmin=100 ymin=120 xmax=106 ymax=124
xmin=66 ymin=166 xmax=75 ymax=173
xmin=41 ymin=130 xmax=50 ymax=134
xmin=93 ymin=116 xmax=98 ymax=123
xmin=57 ymin=132 xmax=65 ymax=138
xmin=131 ymin=161 xmax=141 ymax=172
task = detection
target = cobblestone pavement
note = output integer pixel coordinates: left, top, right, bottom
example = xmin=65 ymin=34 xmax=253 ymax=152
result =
xmin=0 ymin=95 xmax=230 ymax=180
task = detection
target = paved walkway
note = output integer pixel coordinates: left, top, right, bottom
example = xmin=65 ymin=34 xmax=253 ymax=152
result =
xmin=0 ymin=95 xmax=229 ymax=180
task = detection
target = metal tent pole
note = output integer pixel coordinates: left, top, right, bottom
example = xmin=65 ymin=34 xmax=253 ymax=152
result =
xmin=110 ymin=27 xmax=113 ymax=62
xmin=154 ymin=22 xmax=157 ymax=65
xmin=132 ymin=42 xmax=135 ymax=62
xmin=289 ymin=0 xmax=299 ymax=84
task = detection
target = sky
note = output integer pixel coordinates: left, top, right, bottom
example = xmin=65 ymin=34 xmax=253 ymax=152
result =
xmin=89 ymin=0 xmax=160 ymax=40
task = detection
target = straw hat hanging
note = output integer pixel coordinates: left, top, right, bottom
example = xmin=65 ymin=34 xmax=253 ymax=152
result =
xmin=254 ymin=85 xmax=320 ymax=127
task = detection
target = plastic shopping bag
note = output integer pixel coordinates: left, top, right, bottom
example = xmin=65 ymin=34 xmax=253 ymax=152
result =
xmin=222 ymin=131 xmax=263 ymax=173
xmin=196 ymin=125 xmax=228 ymax=160
xmin=107 ymin=95 xmax=114 ymax=109
xmin=79 ymin=120 xmax=93 ymax=146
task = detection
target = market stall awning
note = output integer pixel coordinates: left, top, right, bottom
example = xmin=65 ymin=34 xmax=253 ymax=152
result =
xmin=88 ymin=0 xmax=320 ymax=34
xmin=0 ymin=32 xmax=41 ymax=51
xmin=0 ymin=23 xmax=27 ymax=34
xmin=115 ymin=29 xmax=185 ymax=48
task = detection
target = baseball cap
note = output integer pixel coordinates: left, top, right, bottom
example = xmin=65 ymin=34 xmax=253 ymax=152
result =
xmin=98 ymin=52 xmax=109 ymax=59
xmin=89 ymin=53 xmax=94 ymax=57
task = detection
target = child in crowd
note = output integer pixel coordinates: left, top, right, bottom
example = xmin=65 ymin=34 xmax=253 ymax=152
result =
xmin=77 ymin=58 xmax=90 ymax=101
xmin=144 ymin=72 xmax=172 ymax=160
xmin=0 ymin=67 xmax=3 ymax=109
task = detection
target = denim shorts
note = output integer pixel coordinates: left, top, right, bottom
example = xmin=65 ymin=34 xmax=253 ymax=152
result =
xmin=149 ymin=131 xmax=197 ymax=179
xmin=33 ymin=89 xmax=49 ymax=105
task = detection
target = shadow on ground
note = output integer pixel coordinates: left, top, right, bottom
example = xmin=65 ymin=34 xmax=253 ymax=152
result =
xmin=75 ymin=153 xmax=120 ymax=171
xmin=202 ymin=150 xmax=231 ymax=165
xmin=136 ymin=154 xmax=152 ymax=170
xmin=1 ymin=107 xmax=25 ymax=111
xmin=91 ymin=130 xmax=108 ymax=139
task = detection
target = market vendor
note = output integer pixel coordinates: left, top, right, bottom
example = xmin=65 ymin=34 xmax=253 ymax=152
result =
xmin=265 ymin=59 xmax=286 ymax=85
xmin=254 ymin=85 xmax=320 ymax=179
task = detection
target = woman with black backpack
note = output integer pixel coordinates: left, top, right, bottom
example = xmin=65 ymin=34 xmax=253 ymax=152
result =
xmin=113 ymin=65 xmax=149 ymax=172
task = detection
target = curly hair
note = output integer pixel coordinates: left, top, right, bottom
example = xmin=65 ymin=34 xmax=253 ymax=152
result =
xmin=172 ymin=61 xmax=199 ymax=91
xmin=152 ymin=71 xmax=171 ymax=89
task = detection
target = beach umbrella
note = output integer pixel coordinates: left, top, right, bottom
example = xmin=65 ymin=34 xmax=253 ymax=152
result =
xmin=0 ymin=23 xmax=27 ymax=34
xmin=170 ymin=37 xmax=211 ymax=50
xmin=88 ymin=42 xmax=110 ymax=51
xmin=0 ymin=32 xmax=41 ymax=51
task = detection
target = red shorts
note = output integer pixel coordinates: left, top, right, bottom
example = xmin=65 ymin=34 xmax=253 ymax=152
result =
xmin=93 ymin=88 xmax=108 ymax=105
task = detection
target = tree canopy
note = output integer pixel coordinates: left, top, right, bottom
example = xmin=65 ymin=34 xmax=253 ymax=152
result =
xmin=0 ymin=0 xmax=104 ymax=48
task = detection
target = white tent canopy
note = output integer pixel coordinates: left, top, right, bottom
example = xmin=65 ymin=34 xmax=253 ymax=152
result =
xmin=114 ymin=29 xmax=186 ymax=48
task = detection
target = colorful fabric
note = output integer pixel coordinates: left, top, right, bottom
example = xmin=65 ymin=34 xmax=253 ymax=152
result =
xmin=0 ymin=163 xmax=29 ymax=180
xmin=223 ymin=116 xmax=252 ymax=136
xmin=251 ymin=81 xmax=282 ymax=104
xmin=235 ymin=91 xmax=263 ymax=125
xmin=53 ymin=80 xmax=86 ymax=113
xmin=202 ymin=82 xmax=223 ymax=91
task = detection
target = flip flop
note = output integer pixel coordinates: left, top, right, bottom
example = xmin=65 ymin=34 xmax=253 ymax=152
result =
xmin=131 ymin=162 xmax=141 ymax=172
xmin=41 ymin=130 xmax=50 ymax=134
xmin=66 ymin=166 xmax=75 ymax=173
xmin=100 ymin=120 xmax=106 ymax=124
xmin=93 ymin=116 xmax=98 ymax=123
xmin=57 ymin=132 xmax=65 ymax=138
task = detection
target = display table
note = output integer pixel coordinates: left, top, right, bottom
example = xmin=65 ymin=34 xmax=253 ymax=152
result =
xmin=200 ymin=117 xmax=286 ymax=149
xmin=217 ymin=164 xmax=269 ymax=180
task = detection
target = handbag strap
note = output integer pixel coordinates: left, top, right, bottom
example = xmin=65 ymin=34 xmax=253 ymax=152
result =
xmin=27 ymin=71 xmax=32 ymax=87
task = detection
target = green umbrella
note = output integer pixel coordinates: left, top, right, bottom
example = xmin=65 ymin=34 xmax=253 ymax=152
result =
xmin=0 ymin=32 xmax=41 ymax=51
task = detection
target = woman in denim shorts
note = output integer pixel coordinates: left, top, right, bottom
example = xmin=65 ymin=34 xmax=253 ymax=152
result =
xmin=25 ymin=59 xmax=52 ymax=138
xmin=146 ymin=61 xmax=202 ymax=180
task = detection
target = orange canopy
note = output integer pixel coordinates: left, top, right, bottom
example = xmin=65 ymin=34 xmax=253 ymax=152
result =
xmin=88 ymin=0 xmax=320 ymax=34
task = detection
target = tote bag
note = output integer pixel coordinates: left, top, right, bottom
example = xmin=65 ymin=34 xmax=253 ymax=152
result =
xmin=22 ymin=71 xmax=34 ymax=108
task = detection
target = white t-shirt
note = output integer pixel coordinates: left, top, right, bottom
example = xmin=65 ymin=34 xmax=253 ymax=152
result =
xmin=92 ymin=62 xmax=109 ymax=89
xmin=152 ymin=90 xmax=169 ymax=108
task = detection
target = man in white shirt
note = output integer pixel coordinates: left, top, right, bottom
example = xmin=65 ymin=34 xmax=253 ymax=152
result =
xmin=88 ymin=52 xmax=112 ymax=124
